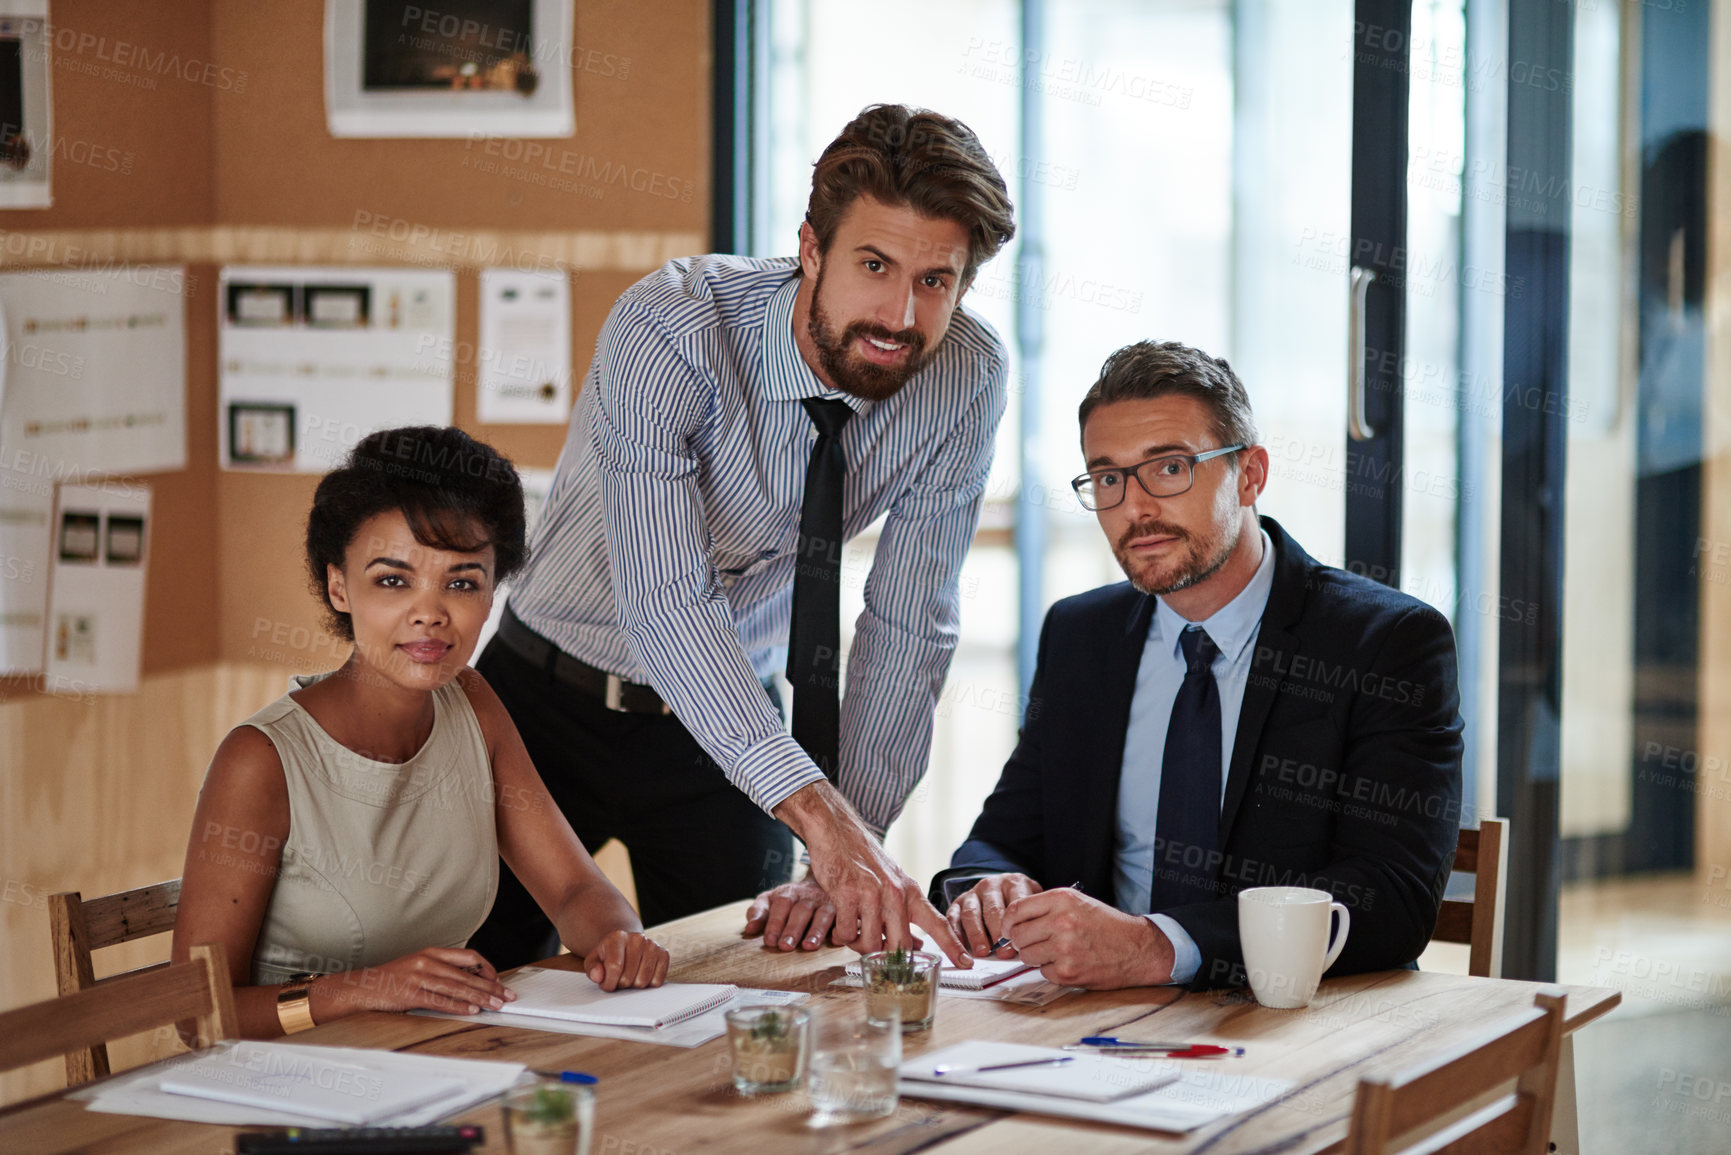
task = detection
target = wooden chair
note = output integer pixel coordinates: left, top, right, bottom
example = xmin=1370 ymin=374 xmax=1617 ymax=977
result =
xmin=0 ymin=942 xmax=237 ymax=1081
xmin=1430 ymin=818 xmax=1508 ymax=978
xmin=47 ymin=879 xmax=183 ymax=1084
xmin=1344 ymin=985 xmax=1567 ymax=1155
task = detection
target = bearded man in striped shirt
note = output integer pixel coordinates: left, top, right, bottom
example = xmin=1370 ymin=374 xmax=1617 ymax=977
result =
xmin=468 ymin=104 xmax=1016 ymax=970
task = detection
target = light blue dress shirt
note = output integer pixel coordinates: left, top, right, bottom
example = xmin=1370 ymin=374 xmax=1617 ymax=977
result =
xmin=1113 ymin=529 xmax=1276 ymax=984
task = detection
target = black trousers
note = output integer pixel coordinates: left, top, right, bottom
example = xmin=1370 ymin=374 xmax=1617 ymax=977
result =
xmin=466 ymin=637 xmax=795 ymax=970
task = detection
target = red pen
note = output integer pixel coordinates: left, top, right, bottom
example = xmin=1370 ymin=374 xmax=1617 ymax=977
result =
xmin=1065 ymin=1037 xmax=1244 ymax=1058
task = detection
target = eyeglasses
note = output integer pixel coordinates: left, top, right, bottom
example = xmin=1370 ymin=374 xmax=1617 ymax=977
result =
xmin=1070 ymin=445 xmax=1246 ymax=511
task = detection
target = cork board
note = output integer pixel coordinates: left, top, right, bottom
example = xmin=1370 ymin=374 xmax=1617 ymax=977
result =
xmin=206 ymin=0 xmax=709 ymax=664
xmin=0 ymin=0 xmax=712 ymax=685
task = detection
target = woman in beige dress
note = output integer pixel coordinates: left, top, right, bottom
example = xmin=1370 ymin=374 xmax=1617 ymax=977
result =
xmin=172 ymin=426 xmax=667 ymax=1038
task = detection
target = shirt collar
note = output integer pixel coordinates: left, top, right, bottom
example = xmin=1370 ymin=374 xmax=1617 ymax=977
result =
xmin=761 ymin=273 xmax=865 ymax=412
xmin=1152 ymin=528 xmax=1276 ymax=664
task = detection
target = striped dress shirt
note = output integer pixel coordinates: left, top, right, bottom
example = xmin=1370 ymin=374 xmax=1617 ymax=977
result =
xmin=507 ymin=255 xmax=1008 ymax=834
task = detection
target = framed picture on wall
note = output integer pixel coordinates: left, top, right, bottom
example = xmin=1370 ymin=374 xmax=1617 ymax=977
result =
xmin=227 ymin=402 xmax=296 ymax=467
xmin=324 ymin=0 xmax=574 ymax=138
xmin=0 ymin=3 xmax=52 ymax=209
xmin=105 ymin=514 xmax=146 ymax=565
xmin=226 ymin=281 xmax=296 ymax=327
xmin=57 ymin=510 xmax=99 ymax=564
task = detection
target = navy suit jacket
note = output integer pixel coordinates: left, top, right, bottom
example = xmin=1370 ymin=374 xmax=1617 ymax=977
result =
xmin=932 ymin=516 xmax=1464 ymax=989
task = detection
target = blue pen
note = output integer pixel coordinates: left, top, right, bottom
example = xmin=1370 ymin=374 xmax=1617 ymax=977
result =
xmin=987 ymin=881 xmax=1084 ymax=953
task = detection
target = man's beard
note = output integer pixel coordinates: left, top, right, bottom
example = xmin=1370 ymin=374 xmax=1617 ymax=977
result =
xmin=806 ymin=268 xmax=930 ymax=402
xmin=1114 ymin=515 xmax=1238 ymax=596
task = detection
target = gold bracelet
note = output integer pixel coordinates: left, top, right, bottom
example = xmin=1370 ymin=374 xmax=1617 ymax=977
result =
xmin=275 ymin=972 xmax=322 ymax=1035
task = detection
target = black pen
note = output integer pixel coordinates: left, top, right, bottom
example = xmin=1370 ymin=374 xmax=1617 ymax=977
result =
xmin=989 ymin=881 xmax=1083 ymax=952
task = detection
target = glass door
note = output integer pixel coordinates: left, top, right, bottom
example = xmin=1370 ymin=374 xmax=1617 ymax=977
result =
xmin=1546 ymin=1 xmax=1731 ymax=1150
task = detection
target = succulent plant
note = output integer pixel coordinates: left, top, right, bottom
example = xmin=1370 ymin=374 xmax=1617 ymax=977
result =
xmin=749 ymin=1009 xmax=793 ymax=1046
xmin=519 ymin=1084 xmax=576 ymax=1126
xmin=873 ymin=948 xmax=924 ymax=988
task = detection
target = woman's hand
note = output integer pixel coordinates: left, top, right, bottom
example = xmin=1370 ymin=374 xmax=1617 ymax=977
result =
xmin=312 ymin=947 xmax=516 ymax=1020
xmin=583 ymin=930 xmax=670 ymax=991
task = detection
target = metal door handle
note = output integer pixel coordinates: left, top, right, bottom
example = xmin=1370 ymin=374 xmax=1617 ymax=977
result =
xmin=1348 ymin=265 xmax=1377 ymax=441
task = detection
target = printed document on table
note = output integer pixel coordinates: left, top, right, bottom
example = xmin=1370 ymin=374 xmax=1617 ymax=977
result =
xmin=73 ymin=1042 xmax=524 ymax=1128
xmin=159 ymin=1042 xmax=465 ymax=1125
xmin=898 ymin=1043 xmax=1292 ymax=1133
xmin=902 ymin=1040 xmax=1178 ymax=1102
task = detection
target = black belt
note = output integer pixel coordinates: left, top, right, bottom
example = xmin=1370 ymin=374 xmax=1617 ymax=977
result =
xmin=495 ymin=606 xmax=671 ymax=715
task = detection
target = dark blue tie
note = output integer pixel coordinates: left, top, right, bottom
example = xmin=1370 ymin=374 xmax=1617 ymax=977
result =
xmin=1150 ymin=626 xmax=1222 ymax=911
xmin=786 ymin=397 xmax=853 ymax=783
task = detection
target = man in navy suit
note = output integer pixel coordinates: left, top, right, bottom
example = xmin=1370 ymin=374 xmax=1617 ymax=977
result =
xmin=933 ymin=340 xmax=1463 ymax=990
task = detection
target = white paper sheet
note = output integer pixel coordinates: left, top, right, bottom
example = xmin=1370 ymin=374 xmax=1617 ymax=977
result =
xmin=413 ymin=986 xmax=807 ymax=1048
xmin=72 ymin=1041 xmax=524 ymax=1128
xmin=159 ymin=1042 xmax=468 ymax=1125
xmin=478 ymin=269 xmax=570 ymax=424
xmin=44 ymin=481 xmax=149 ymax=693
xmin=904 ymin=1040 xmax=1179 ymax=1102
xmin=898 ymin=1046 xmax=1293 ymax=1133
xmin=218 ymin=266 xmax=454 ymax=473
xmin=0 ymin=292 xmax=49 ymax=674
xmin=0 ymin=461 xmax=51 ymax=674
xmin=0 ymin=267 xmax=188 ymax=477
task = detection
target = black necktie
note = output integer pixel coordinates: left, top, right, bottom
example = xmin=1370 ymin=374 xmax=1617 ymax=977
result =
xmin=1150 ymin=626 xmax=1223 ymax=911
xmin=787 ymin=397 xmax=853 ymax=782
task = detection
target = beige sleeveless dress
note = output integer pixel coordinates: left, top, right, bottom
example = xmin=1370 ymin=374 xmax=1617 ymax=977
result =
xmin=243 ymin=674 xmax=500 ymax=985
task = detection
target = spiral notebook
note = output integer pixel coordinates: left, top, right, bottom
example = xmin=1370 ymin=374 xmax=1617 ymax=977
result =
xmin=496 ymin=966 xmax=737 ymax=1029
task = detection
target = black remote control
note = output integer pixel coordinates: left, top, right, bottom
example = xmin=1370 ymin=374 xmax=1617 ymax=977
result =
xmin=234 ymin=1124 xmax=484 ymax=1154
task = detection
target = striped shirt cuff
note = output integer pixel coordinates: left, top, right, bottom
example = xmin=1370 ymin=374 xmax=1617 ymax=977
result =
xmin=734 ymin=730 xmax=828 ymax=816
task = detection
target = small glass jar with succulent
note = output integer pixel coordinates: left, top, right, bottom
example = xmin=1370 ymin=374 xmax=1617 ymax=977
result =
xmin=723 ymin=1004 xmax=812 ymax=1093
xmin=862 ymin=948 xmax=941 ymax=1031
xmin=501 ymin=1075 xmax=594 ymax=1155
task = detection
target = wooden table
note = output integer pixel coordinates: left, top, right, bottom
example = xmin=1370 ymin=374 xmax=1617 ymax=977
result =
xmin=1 ymin=900 xmax=1621 ymax=1154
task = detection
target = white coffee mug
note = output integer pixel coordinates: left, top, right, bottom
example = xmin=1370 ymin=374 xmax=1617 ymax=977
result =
xmin=1237 ymin=886 xmax=1350 ymax=1009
